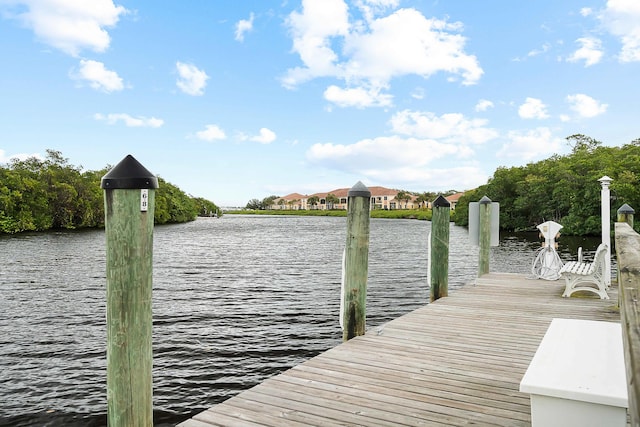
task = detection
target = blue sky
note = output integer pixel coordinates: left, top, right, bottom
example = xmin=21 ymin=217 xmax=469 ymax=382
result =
xmin=0 ymin=0 xmax=638 ymax=207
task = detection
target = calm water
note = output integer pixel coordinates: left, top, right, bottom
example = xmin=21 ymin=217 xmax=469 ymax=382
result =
xmin=0 ymin=215 xmax=604 ymax=426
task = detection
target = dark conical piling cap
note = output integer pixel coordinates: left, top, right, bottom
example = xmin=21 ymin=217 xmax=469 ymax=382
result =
xmin=348 ymin=181 xmax=371 ymax=197
xmin=432 ymin=195 xmax=450 ymax=208
xmin=479 ymin=195 xmax=492 ymax=204
xmin=101 ymin=155 xmax=159 ymax=189
xmin=618 ymin=203 xmax=635 ymax=214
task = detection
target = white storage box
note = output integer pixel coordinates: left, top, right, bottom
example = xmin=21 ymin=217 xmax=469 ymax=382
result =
xmin=520 ymin=318 xmax=628 ymax=427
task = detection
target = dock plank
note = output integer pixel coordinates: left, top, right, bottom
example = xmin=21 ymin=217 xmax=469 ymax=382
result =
xmin=178 ymin=273 xmax=621 ymax=426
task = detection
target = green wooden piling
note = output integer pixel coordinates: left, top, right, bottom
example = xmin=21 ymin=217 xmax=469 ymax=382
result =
xmin=342 ymin=181 xmax=371 ymax=342
xmin=618 ymin=203 xmax=635 ymax=228
xmin=478 ymin=196 xmax=492 ymax=277
xmin=430 ymin=195 xmax=450 ymax=302
xmin=101 ymin=155 xmax=158 ymax=427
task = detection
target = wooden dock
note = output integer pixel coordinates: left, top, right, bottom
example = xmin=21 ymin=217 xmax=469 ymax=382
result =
xmin=178 ymin=273 xmax=621 ymax=426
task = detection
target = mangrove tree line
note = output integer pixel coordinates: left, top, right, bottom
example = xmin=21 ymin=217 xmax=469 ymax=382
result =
xmin=0 ymin=150 xmax=220 ymax=234
xmin=454 ymin=135 xmax=640 ymax=235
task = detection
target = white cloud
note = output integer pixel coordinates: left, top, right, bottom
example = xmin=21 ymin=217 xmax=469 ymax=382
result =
xmin=70 ymin=59 xmax=124 ymax=92
xmin=566 ymin=93 xmax=608 ymax=118
xmin=176 ymin=62 xmax=209 ymax=96
xmin=599 ymin=0 xmax=640 ymax=62
xmin=250 ymin=128 xmax=277 ymax=144
xmin=475 ymin=99 xmax=494 ymax=112
xmin=235 ymin=12 xmax=254 ymax=42
xmin=518 ymin=97 xmax=549 ymax=119
xmin=305 ymin=135 xmax=489 ymax=190
xmin=390 ymin=110 xmax=498 ymax=144
xmin=527 ymin=43 xmax=551 ymax=57
xmin=303 ymin=106 xmax=500 ymax=190
xmin=324 ymin=85 xmax=393 ymax=108
xmin=283 ymin=1 xmax=482 ymax=106
xmin=359 ymin=0 xmax=400 ymax=7
xmin=581 ymin=7 xmax=593 ymax=17
xmin=196 ymin=124 xmax=226 ymax=141
xmin=94 ymin=113 xmax=163 ymax=127
xmin=567 ymin=37 xmax=603 ymax=66
xmin=1 ymin=0 xmax=128 ymax=57
xmin=0 ymin=150 xmax=43 ymax=164
xmin=410 ymin=87 xmax=424 ymax=100
xmin=307 ymin=135 xmax=459 ymax=170
xmin=282 ymin=0 xmax=350 ymax=87
xmin=364 ymin=165 xmax=487 ymax=191
xmin=498 ymin=127 xmax=562 ymax=160
xmin=355 ymin=0 xmax=400 ymax=22
xmin=513 ymin=42 xmax=558 ymax=62
xmin=342 ymin=9 xmax=482 ymax=84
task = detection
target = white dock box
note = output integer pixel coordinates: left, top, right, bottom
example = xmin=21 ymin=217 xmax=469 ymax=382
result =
xmin=520 ymin=318 xmax=628 ymax=427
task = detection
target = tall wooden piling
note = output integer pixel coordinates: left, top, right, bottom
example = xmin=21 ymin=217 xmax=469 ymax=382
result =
xmin=101 ymin=155 xmax=158 ymax=427
xmin=342 ymin=181 xmax=371 ymax=342
xmin=430 ymin=195 xmax=450 ymax=302
xmin=478 ymin=196 xmax=492 ymax=277
xmin=618 ymin=203 xmax=635 ymax=228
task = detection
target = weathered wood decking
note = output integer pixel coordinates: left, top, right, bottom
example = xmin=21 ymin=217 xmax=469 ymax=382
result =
xmin=178 ymin=273 xmax=621 ymax=426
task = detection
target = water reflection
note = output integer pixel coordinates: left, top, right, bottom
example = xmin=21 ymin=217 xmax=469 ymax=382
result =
xmin=0 ymin=216 xmax=606 ymax=426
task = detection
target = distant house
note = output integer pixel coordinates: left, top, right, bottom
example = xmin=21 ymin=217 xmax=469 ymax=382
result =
xmin=270 ymin=186 xmax=429 ymax=211
xmin=369 ymin=186 xmax=401 ymax=210
xmin=272 ymin=193 xmax=307 ymax=210
xmin=445 ymin=192 xmax=465 ymax=210
xmin=269 ymin=187 xmax=464 ymax=211
xmin=311 ymin=188 xmax=350 ymax=210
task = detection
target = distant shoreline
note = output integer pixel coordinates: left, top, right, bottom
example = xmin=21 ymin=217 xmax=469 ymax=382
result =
xmin=225 ymin=209 xmax=435 ymax=221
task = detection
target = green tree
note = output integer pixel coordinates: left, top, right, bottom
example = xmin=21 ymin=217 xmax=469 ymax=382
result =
xmin=154 ymin=178 xmax=199 ymax=224
xmin=326 ymin=193 xmax=339 ymax=210
xmin=245 ymin=198 xmax=262 ymax=210
xmin=75 ymin=168 xmax=108 ymax=227
xmin=4 ymin=154 xmax=54 ymax=231
xmin=395 ymin=191 xmax=412 ymax=209
xmin=415 ymin=192 xmax=430 ymax=209
xmin=262 ymin=195 xmax=278 ymax=209
xmin=307 ymin=195 xmax=319 ymax=210
xmin=566 ymin=133 xmax=602 ymax=154
xmin=0 ymin=165 xmax=50 ymax=232
xmin=0 ymin=151 xmax=217 ymax=234
xmin=453 ymin=134 xmax=627 ymax=235
xmin=193 ymin=197 xmax=221 ymax=217
xmin=286 ymin=198 xmax=299 ymax=210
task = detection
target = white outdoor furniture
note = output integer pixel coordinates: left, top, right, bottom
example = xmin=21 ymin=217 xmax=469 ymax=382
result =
xmin=559 ymin=243 xmax=609 ymax=299
xmin=520 ymin=318 xmax=628 ymax=427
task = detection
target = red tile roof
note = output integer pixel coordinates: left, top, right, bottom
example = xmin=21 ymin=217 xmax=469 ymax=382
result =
xmin=445 ymin=192 xmax=464 ymax=203
xmin=278 ymin=193 xmax=307 ymax=201
xmin=279 ymin=186 xmax=400 ymax=200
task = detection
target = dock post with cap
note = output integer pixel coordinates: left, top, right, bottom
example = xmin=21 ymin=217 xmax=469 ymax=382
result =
xmin=101 ymin=155 xmax=158 ymax=427
xmin=618 ymin=203 xmax=635 ymax=229
xmin=430 ymin=195 xmax=450 ymax=302
xmin=342 ymin=181 xmax=371 ymax=342
xmin=478 ymin=196 xmax=492 ymax=277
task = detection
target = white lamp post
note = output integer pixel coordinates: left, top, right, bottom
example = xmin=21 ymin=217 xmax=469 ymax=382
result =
xmin=599 ymin=176 xmax=612 ymax=288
